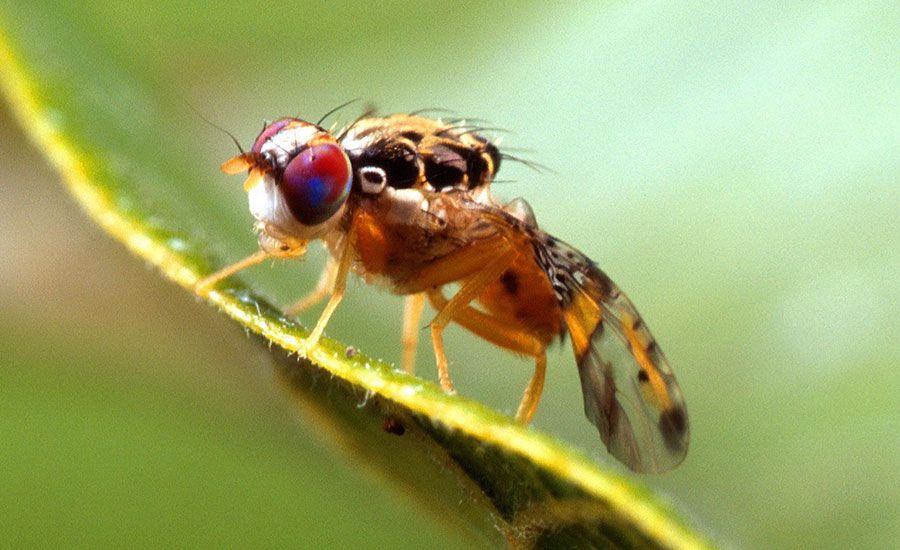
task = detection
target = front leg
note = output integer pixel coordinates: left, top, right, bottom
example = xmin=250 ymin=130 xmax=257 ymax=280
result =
xmin=194 ymin=250 xmax=270 ymax=295
xmin=299 ymin=230 xmax=356 ymax=355
xmin=195 ymin=231 xmax=309 ymax=295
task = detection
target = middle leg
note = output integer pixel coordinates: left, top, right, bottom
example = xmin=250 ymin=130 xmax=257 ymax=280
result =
xmin=401 ymin=293 xmax=426 ymax=375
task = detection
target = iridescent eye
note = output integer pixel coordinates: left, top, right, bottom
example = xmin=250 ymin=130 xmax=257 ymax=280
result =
xmin=280 ymin=142 xmax=352 ymax=226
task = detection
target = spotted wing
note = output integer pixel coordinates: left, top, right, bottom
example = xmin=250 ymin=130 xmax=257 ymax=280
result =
xmin=533 ymin=234 xmax=689 ymax=473
xmin=444 ymin=195 xmax=688 ymax=472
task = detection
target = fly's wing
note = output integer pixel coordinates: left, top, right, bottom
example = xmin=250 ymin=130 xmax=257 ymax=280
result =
xmin=446 ymin=196 xmax=688 ymax=472
xmin=533 ymin=233 xmax=689 ymax=473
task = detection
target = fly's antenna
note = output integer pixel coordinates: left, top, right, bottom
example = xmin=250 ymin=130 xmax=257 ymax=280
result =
xmin=183 ymin=99 xmax=245 ymax=155
xmin=316 ymin=98 xmax=361 ymax=127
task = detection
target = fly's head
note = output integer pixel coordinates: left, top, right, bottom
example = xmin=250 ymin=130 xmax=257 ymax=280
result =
xmin=222 ymin=118 xmax=352 ymax=257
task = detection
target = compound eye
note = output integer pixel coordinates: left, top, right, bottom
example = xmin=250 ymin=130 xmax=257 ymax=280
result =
xmin=281 ymin=142 xmax=352 ymax=226
xmin=358 ymin=166 xmax=387 ymax=194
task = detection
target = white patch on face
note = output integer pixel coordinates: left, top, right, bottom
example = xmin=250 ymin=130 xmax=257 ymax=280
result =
xmin=246 ymin=174 xmax=338 ymax=241
xmin=260 ymin=125 xmax=319 ymax=168
xmin=247 ymin=174 xmax=292 ymax=229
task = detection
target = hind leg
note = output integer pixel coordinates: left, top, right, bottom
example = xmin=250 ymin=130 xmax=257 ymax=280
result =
xmin=428 ymin=289 xmax=548 ymax=424
xmin=428 ymin=249 xmax=517 ymax=393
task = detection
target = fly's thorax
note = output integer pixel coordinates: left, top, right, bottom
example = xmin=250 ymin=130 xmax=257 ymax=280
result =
xmin=339 ymin=114 xmax=501 ymax=197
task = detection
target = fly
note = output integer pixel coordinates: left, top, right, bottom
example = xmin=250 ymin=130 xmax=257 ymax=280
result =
xmin=196 ymin=112 xmax=689 ymax=473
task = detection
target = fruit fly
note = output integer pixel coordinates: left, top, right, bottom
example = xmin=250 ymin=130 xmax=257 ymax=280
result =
xmin=196 ymin=112 xmax=689 ymax=473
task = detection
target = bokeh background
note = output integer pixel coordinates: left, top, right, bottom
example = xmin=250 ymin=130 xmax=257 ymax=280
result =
xmin=1 ymin=2 xmax=897 ymax=548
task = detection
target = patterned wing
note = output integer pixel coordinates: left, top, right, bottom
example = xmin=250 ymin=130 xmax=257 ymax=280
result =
xmin=533 ymin=233 xmax=689 ymax=473
xmin=445 ymin=195 xmax=689 ymax=472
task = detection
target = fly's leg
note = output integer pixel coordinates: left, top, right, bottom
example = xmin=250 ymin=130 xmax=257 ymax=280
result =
xmin=196 ymin=233 xmax=309 ymax=295
xmin=401 ymin=294 xmax=426 ymax=374
xmin=299 ymin=231 xmax=356 ymax=355
xmin=194 ymin=250 xmax=270 ymax=295
xmin=429 ymin=248 xmax=516 ymax=394
xmin=516 ymin=355 xmax=547 ymax=425
xmin=428 ymin=289 xmax=548 ymax=424
xmin=284 ymin=256 xmax=338 ymax=316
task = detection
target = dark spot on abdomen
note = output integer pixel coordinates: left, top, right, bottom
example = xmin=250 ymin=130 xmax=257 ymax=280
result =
xmin=500 ymin=270 xmax=519 ymax=295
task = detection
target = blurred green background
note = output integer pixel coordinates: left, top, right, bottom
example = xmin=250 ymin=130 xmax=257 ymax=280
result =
xmin=1 ymin=2 xmax=897 ymax=548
